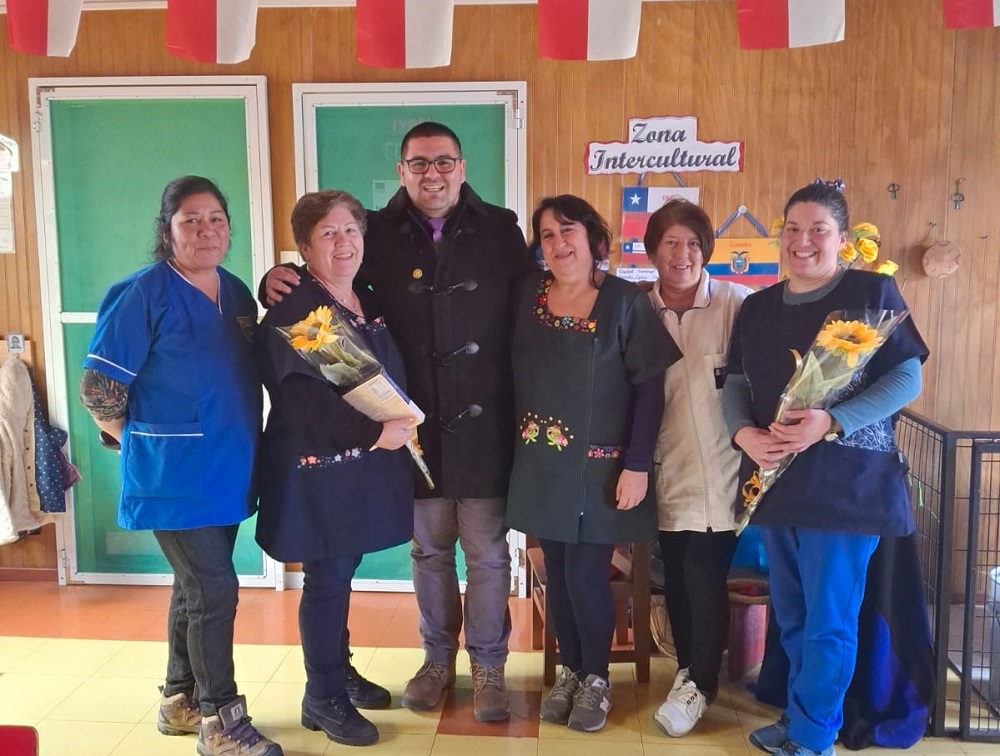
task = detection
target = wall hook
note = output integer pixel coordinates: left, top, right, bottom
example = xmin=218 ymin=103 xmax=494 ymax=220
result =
xmin=887 ymin=182 xmax=900 ymax=200
xmin=952 ymin=177 xmax=966 ymax=210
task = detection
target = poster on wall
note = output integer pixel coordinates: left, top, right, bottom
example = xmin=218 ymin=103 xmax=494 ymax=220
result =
xmin=0 ymin=134 xmax=19 ymax=255
xmin=706 ymin=237 xmax=780 ymax=289
xmin=617 ymin=185 xmax=699 ymax=282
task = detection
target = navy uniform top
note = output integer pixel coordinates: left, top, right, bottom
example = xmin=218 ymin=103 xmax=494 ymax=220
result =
xmin=255 ymin=269 xmax=414 ymax=563
xmin=84 ymin=261 xmax=262 ymax=531
xmin=506 ymin=272 xmax=681 ymax=544
xmin=727 ymin=270 xmax=929 ymax=536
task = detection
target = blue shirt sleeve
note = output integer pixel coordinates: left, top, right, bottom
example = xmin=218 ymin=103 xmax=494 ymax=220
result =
xmin=83 ymin=272 xmax=155 ymax=386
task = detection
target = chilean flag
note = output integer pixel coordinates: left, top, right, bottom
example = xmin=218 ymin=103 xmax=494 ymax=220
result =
xmin=356 ymin=0 xmax=455 ymax=69
xmin=943 ymin=0 xmax=1000 ymax=28
xmin=737 ymin=0 xmax=845 ymax=50
xmin=538 ymin=0 xmax=642 ymax=61
xmin=5 ymin=0 xmax=83 ymax=57
xmin=166 ymin=0 xmax=259 ymax=64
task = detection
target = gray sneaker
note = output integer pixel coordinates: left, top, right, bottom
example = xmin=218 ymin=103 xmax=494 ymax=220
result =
xmin=539 ymin=667 xmax=580 ymax=725
xmin=197 ymin=695 xmax=283 ymax=756
xmin=750 ymin=714 xmax=791 ymax=753
xmin=157 ymin=685 xmax=201 ymax=736
xmin=567 ymin=674 xmax=612 ymax=732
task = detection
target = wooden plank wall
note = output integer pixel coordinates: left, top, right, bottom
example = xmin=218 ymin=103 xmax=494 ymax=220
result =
xmin=1 ymin=0 xmax=998 ymax=571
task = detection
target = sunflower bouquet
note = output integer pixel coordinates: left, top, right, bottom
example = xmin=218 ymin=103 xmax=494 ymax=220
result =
xmin=275 ymin=305 xmax=435 ymax=489
xmin=735 ymin=309 xmax=910 ymax=535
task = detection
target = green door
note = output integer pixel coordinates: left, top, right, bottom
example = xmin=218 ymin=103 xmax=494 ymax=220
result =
xmin=299 ymin=92 xmax=523 ymax=586
xmin=36 ymin=81 xmax=274 ymax=583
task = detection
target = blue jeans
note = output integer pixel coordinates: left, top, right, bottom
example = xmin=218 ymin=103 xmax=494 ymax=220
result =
xmin=539 ymin=539 xmax=616 ymax=680
xmin=411 ymin=497 xmax=511 ymax=668
xmin=300 ymin=555 xmax=362 ymax=699
xmin=761 ymin=526 xmax=879 ymax=752
xmin=154 ymin=525 xmax=240 ymax=716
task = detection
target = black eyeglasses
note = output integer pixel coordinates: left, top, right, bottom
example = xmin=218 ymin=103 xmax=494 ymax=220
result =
xmin=402 ymin=156 xmax=460 ymax=174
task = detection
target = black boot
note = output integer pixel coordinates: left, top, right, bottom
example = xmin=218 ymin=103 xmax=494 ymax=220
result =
xmin=345 ymin=662 xmax=391 ymax=709
xmin=302 ymin=694 xmax=378 ymax=747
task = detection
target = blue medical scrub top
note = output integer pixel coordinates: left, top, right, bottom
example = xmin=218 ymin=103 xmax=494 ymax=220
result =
xmin=84 ymin=261 xmax=262 ymax=531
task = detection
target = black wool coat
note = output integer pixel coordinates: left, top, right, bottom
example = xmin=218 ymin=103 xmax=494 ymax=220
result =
xmin=359 ymin=185 xmax=535 ymax=499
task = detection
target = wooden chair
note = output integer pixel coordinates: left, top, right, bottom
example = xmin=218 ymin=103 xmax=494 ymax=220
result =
xmin=526 ymin=539 xmax=652 ymax=685
xmin=0 ymin=726 xmax=39 ymax=756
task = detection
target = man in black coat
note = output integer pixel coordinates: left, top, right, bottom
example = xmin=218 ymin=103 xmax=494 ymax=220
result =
xmin=264 ymin=122 xmax=534 ymax=723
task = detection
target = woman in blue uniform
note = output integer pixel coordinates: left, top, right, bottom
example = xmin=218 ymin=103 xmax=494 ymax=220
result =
xmin=506 ymin=195 xmax=680 ymax=733
xmin=80 ymin=176 xmax=282 ymax=756
xmin=255 ymin=190 xmax=416 ymax=748
xmin=723 ymin=181 xmax=928 ymax=756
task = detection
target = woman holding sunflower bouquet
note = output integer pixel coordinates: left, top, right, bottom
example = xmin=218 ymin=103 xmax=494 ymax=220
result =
xmin=722 ymin=181 xmax=928 ymax=756
xmin=256 ymin=190 xmax=416 ymax=748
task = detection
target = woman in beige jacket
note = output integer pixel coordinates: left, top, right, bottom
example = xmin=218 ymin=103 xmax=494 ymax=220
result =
xmin=644 ymin=200 xmax=751 ymax=738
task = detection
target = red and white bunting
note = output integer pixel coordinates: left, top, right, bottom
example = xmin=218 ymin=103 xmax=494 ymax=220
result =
xmin=943 ymin=0 xmax=1000 ymax=29
xmin=165 ymin=0 xmax=258 ymax=64
xmin=5 ymin=0 xmax=83 ymax=57
xmin=356 ymin=0 xmax=455 ymax=69
xmin=538 ymin=0 xmax=642 ymax=61
xmin=737 ymin=0 xmax=845 ymax=50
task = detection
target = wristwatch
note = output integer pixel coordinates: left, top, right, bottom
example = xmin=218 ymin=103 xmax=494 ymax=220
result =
xmin=824 ymin=417 xmax=843 ymax=442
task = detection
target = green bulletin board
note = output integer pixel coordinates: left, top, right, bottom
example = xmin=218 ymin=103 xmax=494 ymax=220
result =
xmin=314 ymin=104 xmax=506 ymax=210
xmin=49 ymin=97 xmax=264 ymax=577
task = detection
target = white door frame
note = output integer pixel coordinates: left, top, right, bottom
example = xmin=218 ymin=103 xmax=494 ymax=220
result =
xmin=29 ymin=75 xmax=279 ymax=588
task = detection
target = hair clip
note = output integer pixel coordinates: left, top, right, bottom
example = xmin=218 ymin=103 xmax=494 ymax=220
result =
xmin=813 ymin=178 xmax=846 ymax=193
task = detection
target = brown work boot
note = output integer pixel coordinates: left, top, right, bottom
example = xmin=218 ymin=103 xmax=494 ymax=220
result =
xmin=197 ymin=695 xmax=283 ymax=756
xmin=157 ymin=685 xmax=201 ymax=736
xmin=471 ymin=662 xmax=510 ymax=722
xmin=401 ymin=660 xmax=456 ymax=711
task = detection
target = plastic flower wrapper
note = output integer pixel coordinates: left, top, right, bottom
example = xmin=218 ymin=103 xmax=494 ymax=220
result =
xmin=275 ymin=305 xmax=435 ymax=489
xmin=735 ymin=308 xmax=910 ymax=535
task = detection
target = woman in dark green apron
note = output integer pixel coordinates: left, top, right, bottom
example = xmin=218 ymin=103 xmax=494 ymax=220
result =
xmin=507 ymin=195 xmax=680 ymax=732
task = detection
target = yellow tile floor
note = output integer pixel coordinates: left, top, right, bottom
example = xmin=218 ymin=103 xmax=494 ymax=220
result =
xmin=0 ymin=637 xmax=983 ymax=756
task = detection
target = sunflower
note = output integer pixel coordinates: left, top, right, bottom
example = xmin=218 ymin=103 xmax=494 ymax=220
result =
xmin=769 ymin=216 xmax=785 ymax=237
xmin=288 ymin=307 xmax=342 ymax=352
xmin=815 ymin=319 xmax=885 ymax=367
xmin=290 ymin=324 xmax=337 ymax=352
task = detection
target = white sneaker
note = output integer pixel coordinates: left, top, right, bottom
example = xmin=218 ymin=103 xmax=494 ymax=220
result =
xmin=670 ymin=666 xmax=690 ymax=694
xmin=653 ymin=677 xmax=708 ymax=737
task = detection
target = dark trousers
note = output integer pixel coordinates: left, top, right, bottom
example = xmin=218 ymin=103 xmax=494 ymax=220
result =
xmin=300 ymin=554 xmax=362 ymax=699
xmin=658 ymin=529 xmax=737 ymax=699
xmin=154 ymin=525 xmax=240 ymax=715
xmin=539 ymin=538 xmax=616 ymax=680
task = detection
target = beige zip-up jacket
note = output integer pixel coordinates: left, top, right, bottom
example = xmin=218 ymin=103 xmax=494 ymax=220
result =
xmin=648 ymin=272 xmax=751 ymax=532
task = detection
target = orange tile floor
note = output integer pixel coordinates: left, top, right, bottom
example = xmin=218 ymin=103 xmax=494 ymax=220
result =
xmin=0 ymin=581 xmax=981 ymax=756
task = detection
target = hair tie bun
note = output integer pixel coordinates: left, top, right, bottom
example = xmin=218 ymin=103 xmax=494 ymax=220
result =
xmin=813 ymin=177 xmax=846 ymax=193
